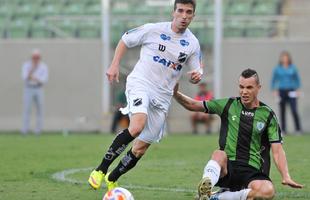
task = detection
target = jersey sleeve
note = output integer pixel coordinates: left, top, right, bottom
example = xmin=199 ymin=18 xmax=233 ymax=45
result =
xmin=121 ymin=23 xmax=154 ymax=48
xmin=186 ymin=39 xmax=201 ymax=72
xmin=204 ymin=98 xmax=230 ymax=115
xmin=267 ymin=113 xmax=282 ymax=143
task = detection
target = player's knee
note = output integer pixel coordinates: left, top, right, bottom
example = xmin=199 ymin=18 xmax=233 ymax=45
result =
xmin=251 ymin=181 xmax=275 ymax=200
xmin=260 ymin=184 xmax=275 ymax=199
xmin=131 ymin=147 xmax=146 ymax=158
xmin=128 ymin=113 xmax=146 ymax=136
xmin=211 ymin=150 xmax=227 ymax=166
xmin=128 ymin=125 xmax=144 ymax=137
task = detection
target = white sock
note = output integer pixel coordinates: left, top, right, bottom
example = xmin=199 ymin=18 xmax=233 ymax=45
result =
xmin=211 ymin=189 xmax=251 ymax=200
xmin=202 ymin=160 xmax=221 ymax=187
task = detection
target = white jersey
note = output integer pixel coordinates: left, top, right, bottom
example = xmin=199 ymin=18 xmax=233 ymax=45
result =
xmin=122 ymin=22 xmax=201 ymax=109
xmin=22 ymin=61 xmax=48 ymax=87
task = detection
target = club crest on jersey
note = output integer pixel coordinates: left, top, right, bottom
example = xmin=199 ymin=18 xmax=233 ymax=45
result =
xmin=160 ymin=33 xmax=171 ymax=41
xmin=133 ymin=98 xmax=142 ymax=106
xmin=178 ymin=52 xmax=187 ymax=63
xmin=180 ymin=39 xmax=189 ymax=46
xmin=256 ymin=122 xmax=265 ymax=132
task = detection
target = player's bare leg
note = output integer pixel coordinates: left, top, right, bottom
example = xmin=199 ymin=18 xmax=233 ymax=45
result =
xmin=247 ymin=180 xmax=275 ymax=200
xmin=105 ymin=139 xmax=150 ymax=190
xmin=207 ymin=180 xmax=273 ymax=200
xmin=197 ymin=150 xmax=228 ymax=199
xmin=89 ymin=113 xmax=146 ymax=189
xmin=128 ymin=113 xmax=147 ymax=137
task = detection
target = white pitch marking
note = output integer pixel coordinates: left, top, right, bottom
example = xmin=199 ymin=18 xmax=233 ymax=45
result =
xmin=51 ymin=167 xmax=309 ymax=198
xmin=51 ymin=167 xmax=196 ymax=193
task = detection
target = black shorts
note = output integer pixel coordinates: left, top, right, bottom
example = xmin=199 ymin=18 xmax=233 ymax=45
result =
xmin=216 ymin=160 xmax=271 ymax=191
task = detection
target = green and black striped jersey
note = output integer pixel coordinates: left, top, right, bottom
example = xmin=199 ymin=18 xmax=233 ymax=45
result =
xmin=203 ymin=97 xmax=282 ymax=175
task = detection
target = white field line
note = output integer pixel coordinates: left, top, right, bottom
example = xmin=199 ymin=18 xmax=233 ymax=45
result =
xmin=51 ymin=167 xmax=309 ymax=198
xmin=51 ymin=167 xmax=196 ymax=193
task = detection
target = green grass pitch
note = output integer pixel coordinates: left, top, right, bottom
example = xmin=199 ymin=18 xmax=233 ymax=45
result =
xmin=0 ymin=133 xmax=309 ymax=200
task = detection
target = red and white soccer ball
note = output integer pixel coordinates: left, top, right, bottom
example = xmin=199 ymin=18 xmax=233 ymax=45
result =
xmin=103 ymin=187 xmax=134 ymax=200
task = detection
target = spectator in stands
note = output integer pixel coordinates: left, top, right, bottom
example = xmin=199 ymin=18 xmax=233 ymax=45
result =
xmin=191 ymin=82 xmax=213 ymax=134
xmin=110 ymin=89 xmax=129 ymax=133
xmin=21 ymin=49 xmax=48 ymax=135
xmin=271 ymin=51 xmax=302 ymax=134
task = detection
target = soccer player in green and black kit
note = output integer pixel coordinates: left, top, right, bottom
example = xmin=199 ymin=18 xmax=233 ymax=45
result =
xmin=173 ymin=69 xmax=303 ymax=200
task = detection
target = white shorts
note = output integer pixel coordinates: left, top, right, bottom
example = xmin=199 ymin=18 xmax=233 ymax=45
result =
xmin=120 ymin=87 xmax=168 ymax=144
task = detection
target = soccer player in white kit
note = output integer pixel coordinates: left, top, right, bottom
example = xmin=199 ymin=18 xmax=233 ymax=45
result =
xmin=89 ymin=0 xmax=203 ymax=191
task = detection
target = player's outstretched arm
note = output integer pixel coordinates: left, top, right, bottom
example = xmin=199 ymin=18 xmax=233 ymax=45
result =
xmin=271 ymin=143 xmax=303 ymax=189
xmin=106 ymin=40 xmax=128 ymax=83
xmin=173 ymin=83 xmax=205 ymax=112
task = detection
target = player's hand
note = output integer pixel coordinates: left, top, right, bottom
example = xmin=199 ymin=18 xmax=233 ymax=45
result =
xmin=173 ymin=83 xmax=179 ymax=96
xmin=187 ymin=70 xmax=202 ymax=84
xmin=282 ymin=178 xmax=303 ymax=188
xmin=106 ymin=64 xmax=119 ymax=83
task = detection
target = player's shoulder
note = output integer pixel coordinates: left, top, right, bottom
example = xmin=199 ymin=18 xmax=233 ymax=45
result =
xmin=139 ymin=22 xmax=156 ymax=30
xmin=210 ymin=96 xmax=237 ymax=104
xmin=126 ymin=22 xmax=157 ymax=34
xmin=144 ymin=22 xmax=167 ymax=30
xmin=259 ymin=101 xmax=276 ymax=115
xmin=154 ymin=21 xmax=169 ymax=26
xmin=184 ymin=28 xmax=200 ymax=45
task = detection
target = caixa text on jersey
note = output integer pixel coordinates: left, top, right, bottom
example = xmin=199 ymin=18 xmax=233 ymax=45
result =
xmin=153 ymin=56 xmax=182 ymax=71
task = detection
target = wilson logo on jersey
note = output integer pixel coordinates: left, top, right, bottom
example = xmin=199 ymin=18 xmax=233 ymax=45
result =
xmin=158 ymin=44 xmax=166 ymax=52
xmin=180 ymin=39 xmax=189 ymax=46
xmin=160 ymin=33 xmax=171 ymax=41
xmin=153 ymin=56 xmax=182 ymax=71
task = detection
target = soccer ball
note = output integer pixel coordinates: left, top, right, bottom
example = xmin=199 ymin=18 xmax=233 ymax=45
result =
xmin=103 ymin=187 xmax=134 ymax=200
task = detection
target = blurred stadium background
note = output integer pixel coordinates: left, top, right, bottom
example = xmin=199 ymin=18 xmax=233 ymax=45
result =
xmin=0 ymin=0 xmax=309 ymax=133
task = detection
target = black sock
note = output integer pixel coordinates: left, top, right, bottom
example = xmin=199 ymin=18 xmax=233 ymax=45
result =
xmin=108 ymin=149 xmax=140 ymax=182
xmin=96 ymin=129 xmax=135 ymax=173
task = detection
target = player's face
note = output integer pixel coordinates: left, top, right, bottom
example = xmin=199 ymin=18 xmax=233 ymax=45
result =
xmin=238 ymin=76 xmax=261 ymax=108
xmin=172 ymin=3 xmax=195 ymax=33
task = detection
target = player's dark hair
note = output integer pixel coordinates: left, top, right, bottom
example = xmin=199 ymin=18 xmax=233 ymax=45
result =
xmin=174 ymin=0 xmax=196 ymax=12
xmin=241 ymin=68 xmax=260 ymax=85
